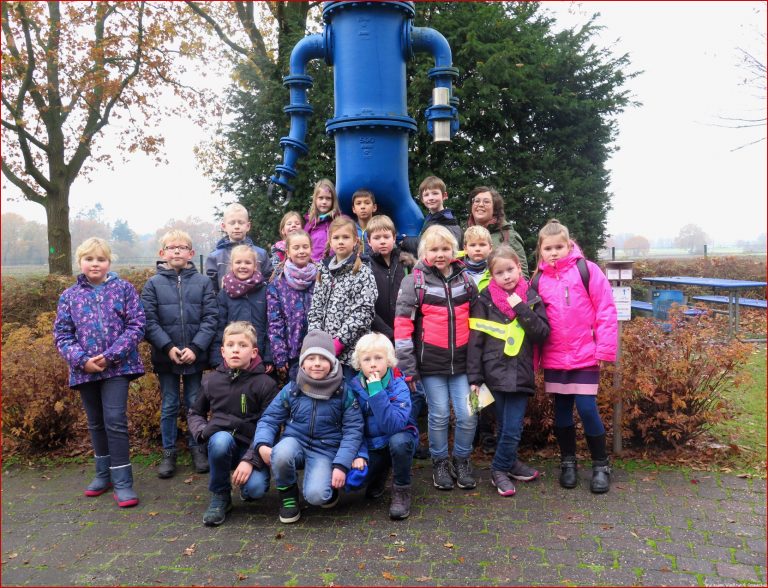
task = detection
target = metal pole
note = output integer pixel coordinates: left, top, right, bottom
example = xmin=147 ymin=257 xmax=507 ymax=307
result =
xmin=612 ymin=319 xmax=623 ymax=455
xmin=199 ymin=254 xmax=204 ymax=273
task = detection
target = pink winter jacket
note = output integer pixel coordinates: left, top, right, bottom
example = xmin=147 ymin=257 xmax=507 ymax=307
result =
xmin=534 ymin=243 xmax=617 ymax=370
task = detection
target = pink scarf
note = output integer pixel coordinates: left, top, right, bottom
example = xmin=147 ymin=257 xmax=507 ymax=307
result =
xmin=222 ymin=270 xmax=264 ymax=299
xmin=488 ymin=277 xmax=529 ymax=321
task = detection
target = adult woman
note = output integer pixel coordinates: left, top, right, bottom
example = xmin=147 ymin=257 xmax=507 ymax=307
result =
xmin=467 ymin=187 xmax=529 ymax=278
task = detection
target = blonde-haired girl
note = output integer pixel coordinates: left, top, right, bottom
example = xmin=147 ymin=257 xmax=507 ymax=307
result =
xmin=395 ymin=224 xmax=478 ymax=492
xmin=533 ymin=219 xmax=617 ymax=494
xmin=307 ymin=216 xmax=376 ymax=381
xmin=467 ymin=245 xmax=550 ymax=497
xmin=54 ymin=238 xmax=145 ymax=507
xmin=210 ymin=244 xmax=272 ymax=372
xmin=267 ymin=230 xmax=316 ymax=381
xmin=270 ymin=210 xmax=304 ymax=269
xmin=304 ymin=178 xmax=341 ymax=262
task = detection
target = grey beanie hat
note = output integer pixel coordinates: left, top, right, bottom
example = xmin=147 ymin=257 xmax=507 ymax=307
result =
xmin=299 ymin=329 xmax=338 ymax=368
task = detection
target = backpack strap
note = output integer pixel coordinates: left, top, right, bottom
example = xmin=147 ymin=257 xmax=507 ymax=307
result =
xmin=529 ymin=259 xmax=590 ymax=294
xmin=576 ymin=258 xmax=590 ymax=294
xmin=413 ymin=267 xmax=426 ymax=307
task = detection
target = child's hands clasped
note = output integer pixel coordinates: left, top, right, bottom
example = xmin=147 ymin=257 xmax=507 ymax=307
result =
xmin=84 ymin=354 xmax=106 ymax=373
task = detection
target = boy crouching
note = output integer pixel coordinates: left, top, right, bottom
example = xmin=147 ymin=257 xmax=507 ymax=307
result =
xmin=252 ymin=330 xmax=364 ymax=524
xmin=187 ymin=322 xmax=278 ymax=526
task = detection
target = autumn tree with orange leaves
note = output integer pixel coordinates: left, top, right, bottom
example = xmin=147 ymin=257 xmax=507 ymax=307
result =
xmin=1 ymin=1 xmax=215 ymax=274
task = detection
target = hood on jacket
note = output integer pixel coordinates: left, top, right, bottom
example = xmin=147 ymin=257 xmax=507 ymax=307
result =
xmin=537 ymin=240 xmax=584 ymax=275
xmin=76 ymin=271 xmax=119 ymax=287
xmin=215 ymin=235 xmax=255 ymax=251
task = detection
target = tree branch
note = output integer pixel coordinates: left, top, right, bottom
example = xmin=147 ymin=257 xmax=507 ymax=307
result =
xmin=1 ymin=157 xmax=46 ymax=204
xmin=184 ymin=1 xmax=251 ymax=57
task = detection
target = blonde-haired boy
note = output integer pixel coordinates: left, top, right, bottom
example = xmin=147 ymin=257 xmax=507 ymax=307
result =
xmin=348 ymin=333 xmax=418 ymax=519
xmin=141 ymin=229 xmax=218 ymax=479
xmin=463 ymin=225 xmax=492 ymax=291
xmin=205 ymin=203 xmax=273 ymax=293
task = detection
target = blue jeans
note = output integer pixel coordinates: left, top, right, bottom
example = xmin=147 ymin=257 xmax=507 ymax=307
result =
xmin=553 ymin=394 xmax=606 ymax=436
xmin=367 ymin=431 xmax=416 ymax=487
xmin=78 ymin=376 xmax=131 ymax=467
xmin=490 ymin=392 xmax=528 ymax=472
xmin=409 ymin=380 xmax=427 ymax=423
xmin=207 ymin=431 xmax=270 ymax=497
xmin=421 ymin=374 xmax=477 ymax=460
xmin=158 ymin=371 xmax=202 ymax=450
xmin=270 ymin=436 xmax=334 ymax=506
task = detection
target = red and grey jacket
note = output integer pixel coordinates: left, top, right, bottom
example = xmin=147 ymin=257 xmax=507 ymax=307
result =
xmin=394 ymin=259 xmax=477 ymax=378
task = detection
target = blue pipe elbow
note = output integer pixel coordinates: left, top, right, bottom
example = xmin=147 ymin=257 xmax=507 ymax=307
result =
xmin=270 ymin=34 xmax=327 ymax=201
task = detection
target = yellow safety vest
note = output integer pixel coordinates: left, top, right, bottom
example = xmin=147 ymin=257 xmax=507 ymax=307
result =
xmin=469 ymin=317 xmax=525 ymax=357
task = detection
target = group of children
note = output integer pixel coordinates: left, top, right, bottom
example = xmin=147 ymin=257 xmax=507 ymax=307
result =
xmin=53 ymin=175 xmax=617 ymax=527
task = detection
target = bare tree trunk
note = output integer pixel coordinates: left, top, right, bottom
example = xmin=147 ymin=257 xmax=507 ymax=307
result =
xmin=45 ymin=188 xmax=72 ymax=275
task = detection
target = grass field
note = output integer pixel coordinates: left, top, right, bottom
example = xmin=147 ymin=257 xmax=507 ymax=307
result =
xmin=706 ymin=345 xmax=767 ymax=476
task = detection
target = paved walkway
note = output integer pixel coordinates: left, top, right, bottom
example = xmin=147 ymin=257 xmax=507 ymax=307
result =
xmin=1 ymin=458 xmax=765 ymax=586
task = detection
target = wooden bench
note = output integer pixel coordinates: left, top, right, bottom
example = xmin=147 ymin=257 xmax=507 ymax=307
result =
xmin=691 ymin=295 xmax=767 ymax=309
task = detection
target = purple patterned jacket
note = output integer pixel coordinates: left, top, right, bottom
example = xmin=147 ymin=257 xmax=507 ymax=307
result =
xmin=266 ymin=273 xmax=314 ymax=369
xmin=54 ymin=272 xmax=146 ymax=388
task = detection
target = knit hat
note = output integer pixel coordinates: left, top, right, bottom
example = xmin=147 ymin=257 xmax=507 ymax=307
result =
xmin=299 ymin=329 xmax=338 ymax=368
xmin=344 ymin=465 xmax=368 ymax=493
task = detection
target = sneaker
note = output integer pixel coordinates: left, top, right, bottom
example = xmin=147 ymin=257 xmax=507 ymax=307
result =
xmin=321 ymin=488 xmax=339 ymax=509
xmin=239 ymin=487 xmax=255 ymax=502
xmin=508 ymin=459 xmax=540 ymax=482
xmin=450 ymin=456 xmax=477 ymax=489
xmin=432 ymin=458 xmax=454 ymax=491
xmin=202 ymin=492 xmax=232 ymax=526
xmin=278 ymin=484 xmax=301 ymax=524
xmin=191 ymin=445 xmax=209 ymax=474
xmin=157 ymin=449 xmax=177 ymax=479
xmin=491 ymin=470 xmax=516 ymax=497
xmin=480 ymin=433 xmax=497 ymax=455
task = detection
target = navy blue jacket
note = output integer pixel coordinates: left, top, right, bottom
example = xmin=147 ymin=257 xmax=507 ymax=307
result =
xmin=253 ymin=381 xmax=364 ymax=473
xmin=210 ymin=283 xmax=272 ymax=367
xmin=347 ymin=369 xmax=418 ymax=459
xmin=141 ymin=262 xmax=218 ymax=374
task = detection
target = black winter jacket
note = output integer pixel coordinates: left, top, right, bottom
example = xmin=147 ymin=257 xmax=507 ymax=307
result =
xmin=368 ymin=248 xmax=415 ymax=341
xmin=141 ymin=262 xmax=218 ymax=374
xmin=187 ymin=362 xmax=279 ymax=467
xmin=466 ymin=287 xmax=550 ymax=395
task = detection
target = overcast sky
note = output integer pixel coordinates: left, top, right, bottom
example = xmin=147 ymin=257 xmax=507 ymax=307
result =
xmin=3 ymin=1 xmax=766 ymax=245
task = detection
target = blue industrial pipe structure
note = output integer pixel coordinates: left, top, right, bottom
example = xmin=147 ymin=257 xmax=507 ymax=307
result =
xmin=269 ymin=0 xmax=459 ymax=238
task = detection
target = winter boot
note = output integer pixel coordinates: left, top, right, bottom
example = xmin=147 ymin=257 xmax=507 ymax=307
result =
xmin=157 ymin=448 xmax=177 ymax=479
xmin=450 ymin=456 xmax=477 ymax=489
xmin=432 ymin=457 xmax=454 ymax=490
xmin=202 ymin=492 xmax=232 ymax=526
xmin=559 ymin=457 xmax=578 ymax=489
xmin=84 ymin=455 xmax=112 ymax=497
xmin=277 ymin=484 xmax=301 ymax=524
xmin=554 ymin=426 xmax=578 ymax=489
xmin=191 ymin=445 xmax=209 ymax=474
xmin=110 ymin=464 xmax=139 ymax=508
xmin=586 ymin=433 xmax=611 ymax=494
xmin=389 ymin=484 xmax=411 ymax=520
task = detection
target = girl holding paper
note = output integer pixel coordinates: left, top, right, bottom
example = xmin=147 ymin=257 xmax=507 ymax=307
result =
xmin=467 ymin=245 xmax=550 ymax=497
